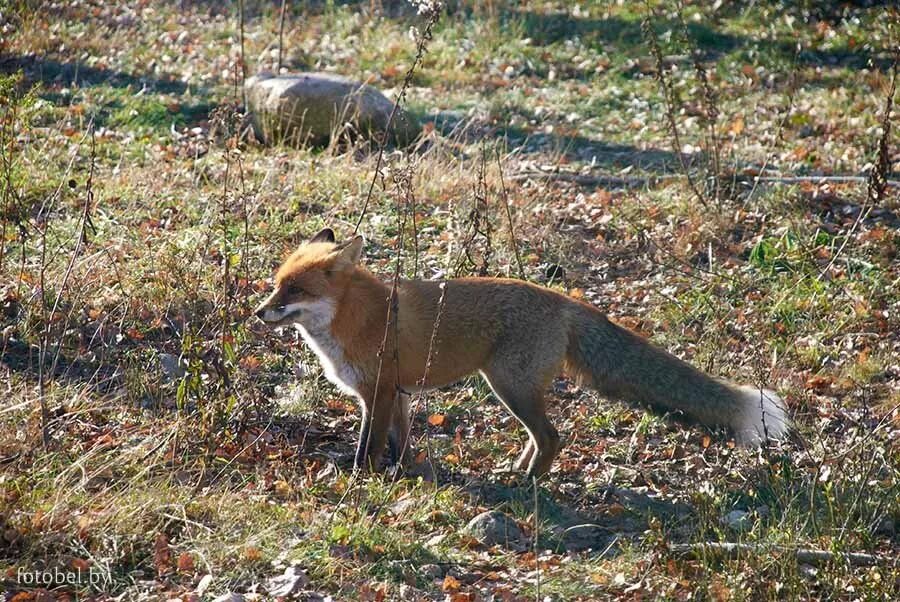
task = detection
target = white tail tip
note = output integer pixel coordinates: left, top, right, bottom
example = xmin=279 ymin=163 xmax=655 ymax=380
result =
xmin=734 ymin=386 xmax=790 ymax=445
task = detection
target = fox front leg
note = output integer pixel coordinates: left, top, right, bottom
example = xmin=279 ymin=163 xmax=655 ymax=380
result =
xmin=353 ymin=389 xmax=394 ymax=472
xmin=387 ymin=392 xmax=412 ymax=466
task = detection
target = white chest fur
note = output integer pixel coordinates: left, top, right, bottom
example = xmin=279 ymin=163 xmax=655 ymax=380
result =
xmin=296 ymin=322 xmax=364 ymax=400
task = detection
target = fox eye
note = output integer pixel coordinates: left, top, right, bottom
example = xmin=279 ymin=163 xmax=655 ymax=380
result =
xmin=283 ymin=283 xmax=304 ymax=296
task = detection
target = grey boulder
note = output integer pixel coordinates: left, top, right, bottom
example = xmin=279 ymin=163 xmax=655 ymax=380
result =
xmin=244 ymin=71 xmax=419 ymax=147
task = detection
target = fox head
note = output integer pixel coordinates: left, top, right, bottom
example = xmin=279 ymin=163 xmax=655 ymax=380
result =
xmin=254 ymin=228 xmax=364 ymax=330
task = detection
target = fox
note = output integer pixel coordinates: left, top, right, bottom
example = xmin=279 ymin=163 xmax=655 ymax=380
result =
xmin=254 ymin=228 xmax=790 ymax=478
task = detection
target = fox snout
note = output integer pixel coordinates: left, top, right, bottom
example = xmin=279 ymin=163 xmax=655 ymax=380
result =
xmin=254 ymin=289 xmax=298 ymax=324
xmin=254 ymin=301 xmax=300 ymax=324
xmin=255 ymin=305 xmax=283 ymax=323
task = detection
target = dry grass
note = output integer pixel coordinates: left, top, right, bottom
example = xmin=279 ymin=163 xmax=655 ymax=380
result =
xmin=1 ymin=1 xmax=898 ymax=600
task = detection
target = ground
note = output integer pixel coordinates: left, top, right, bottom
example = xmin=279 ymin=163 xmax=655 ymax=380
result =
xmin=1 ymin=1 xmax=899 ymax=600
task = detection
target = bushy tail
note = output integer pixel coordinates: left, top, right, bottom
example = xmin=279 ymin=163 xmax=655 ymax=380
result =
xmin=565 ymin=306 xmax=789 ymax=445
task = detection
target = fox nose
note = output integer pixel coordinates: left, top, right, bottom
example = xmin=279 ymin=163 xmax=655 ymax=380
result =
xmin=255 ymin=308 xmax=266 ymax=321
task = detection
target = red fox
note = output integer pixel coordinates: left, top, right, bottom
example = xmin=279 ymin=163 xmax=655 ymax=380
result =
xmin=255 ymin=228 xmax=789 ymax=478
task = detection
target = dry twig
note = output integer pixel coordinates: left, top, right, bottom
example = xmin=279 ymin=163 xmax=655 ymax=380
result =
xmin=669 ymin=542 xmax=886 ymax=567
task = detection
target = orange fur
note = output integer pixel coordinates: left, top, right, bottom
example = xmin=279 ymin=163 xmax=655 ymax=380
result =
xmin=255 ymin=229 xmax=789 ymax=477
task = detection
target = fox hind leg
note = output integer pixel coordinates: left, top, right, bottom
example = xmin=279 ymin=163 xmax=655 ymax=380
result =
xmin=480 ymin=368 xmax=561 ymax=479
xmin=515 ymin=440 xmax=535 ymax=472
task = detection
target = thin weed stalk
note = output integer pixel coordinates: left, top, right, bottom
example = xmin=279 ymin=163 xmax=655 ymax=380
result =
xmin=641 ymin=8 xmax=709 ymax=208
xmin=277 ymin=0 xmax=288 ymax=72
xmin=353 ymin=3 xmax=441 ymax=234
xmin=677 ymin=0 xmax=723 ymax=206
xmin=866 ymin=54 xmax=897 ymax=207
xmin=495 ymin=149 xmax=525 ymax=280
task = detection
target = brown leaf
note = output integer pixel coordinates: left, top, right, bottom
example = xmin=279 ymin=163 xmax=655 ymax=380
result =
xmin=805 ymin=374 xmax=835 ymax=393
xmin=491 ymin=587 xmax=515 ymax=602
xmin=153 ymin=532 xmax=171 ymax=577
xmin=177 ymin=552 xmax=195 ymax=574
xmin=442 ymin=574 xmax=461 ymax=592
xmin=428 ymin=414 xmax=447 ymax=427
xmin=239 ymin=355 xmax=262 ymax=371
xmin=273 ymin=480 xmax=292 ymax=499
xmin=31 ymin=510 xmax=46 ymax=530
xmin=605 ymin=503 xmax=625 ymax=517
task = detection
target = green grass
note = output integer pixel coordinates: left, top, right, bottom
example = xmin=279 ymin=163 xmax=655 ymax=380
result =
xmin=1 ymin=1 xmax=898 ymax=600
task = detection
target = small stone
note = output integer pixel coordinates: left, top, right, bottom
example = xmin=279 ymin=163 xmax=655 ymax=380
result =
xmin=722 ymin=509 xmax=751 ymax=531
xmin=265 ymin=564 xmax=310 ymax=597
xmin=159 ymin=352 xmax=186 ymax=380
xmin=874 ymin=516 xmax=895 ymax=537
xmin=398 ymin=583 xmax=422 ymax=600
xmin=389 ymin=496 xmax=417 ymax=517
xmin=425 ymin=532 xmax=446 ymax=547
xmin=420 ymin=563 xmax=444 ymax=579
xmin=196 ymin=574 xmax=213 ymax=596
xmin=464 ymin=510 xmax=529 ymax=552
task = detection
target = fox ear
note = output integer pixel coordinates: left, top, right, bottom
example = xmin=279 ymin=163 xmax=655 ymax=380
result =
xmin=310 ymin=228 xmax=335 ymax=244
xmin=337 ymin=235 xmax=364 ymax=264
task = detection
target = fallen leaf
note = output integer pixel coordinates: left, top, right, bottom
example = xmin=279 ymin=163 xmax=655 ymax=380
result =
xmin=153 ymin=532 xmax=171 ymax=577
xmin=177 ymin=552 xmax=195 ymax=574
xmin=240 ymin=355 xmax=262 ymax=370
xmin=273 ymin=480 xmax=292 ymax=498
xmin=805 ymin=374 xmax=835 ymax=393
xmin=442 ymin=574 xmax=461 ymax=592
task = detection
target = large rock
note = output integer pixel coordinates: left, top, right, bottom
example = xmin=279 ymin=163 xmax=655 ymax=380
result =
xmin=245 ymin=71 xmax=420 ymax=147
